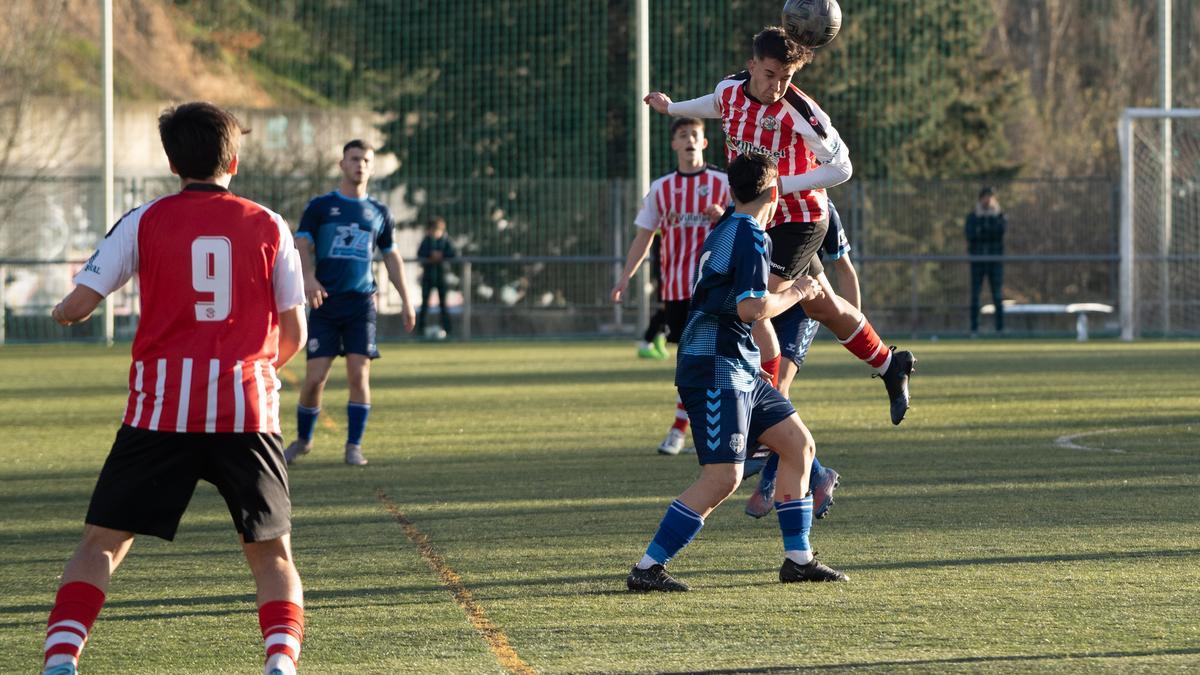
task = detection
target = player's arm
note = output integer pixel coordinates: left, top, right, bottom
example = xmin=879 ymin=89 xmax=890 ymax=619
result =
xmin=778 ymin=102 xmax=853 ymax=194
xmin=295 ymin=236 xmax=326 ymax=309
xmin=736 ymin=278 xmax=823 ymax=323
xmin=276 ymin=305 xmax=306 ymax=368
xmin=382 ymin=249 xmax=416 ymax=333
xmin=644 ymin=92 xmax=722 ymax=119
xmin=51 ymin=286 xmax=104 ymax=326
xmin=54 ymin=207 xmax=141 ymax=325
xmin=611 ymin=186 xmax=662 ymax=302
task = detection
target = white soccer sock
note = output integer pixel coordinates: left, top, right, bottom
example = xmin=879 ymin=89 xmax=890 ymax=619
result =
xmin=636 ymin=554 xmax=659 ymax=570
xmin=264 ymin=652 xmax=298 ymax=675
xmin=785 ymin=549 xmax=814 ymax=565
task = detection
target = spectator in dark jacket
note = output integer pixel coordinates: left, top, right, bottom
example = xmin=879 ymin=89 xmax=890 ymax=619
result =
xmin=966 ymin=186 xmax=1006 ymax=334
xmin=417 ymin=216 xmax=457 ymax=338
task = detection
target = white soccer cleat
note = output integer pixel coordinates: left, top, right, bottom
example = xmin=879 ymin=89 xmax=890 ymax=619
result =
xmin=283 ymin=440 xmax=312 ymax=465
xmin=657 ymin=428 xmax=686 ymax=455
xmin=344 ymin=443 xmax=369 ymax=466
xmin=264 ymin=653 xmax=297 ymax=675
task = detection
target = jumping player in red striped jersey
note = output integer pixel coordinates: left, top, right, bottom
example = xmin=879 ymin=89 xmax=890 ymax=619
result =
xmin=611 ymin=117 xmax=730 ymax=455
xmin=42 ymin=103 xmax=307 ymax=675
xmin=644 ymin=27 xmax=916 ymax=426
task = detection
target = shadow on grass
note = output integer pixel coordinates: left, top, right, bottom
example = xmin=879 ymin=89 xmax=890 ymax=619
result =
xmin=649 ymin=646 xmax=1200 ymax=673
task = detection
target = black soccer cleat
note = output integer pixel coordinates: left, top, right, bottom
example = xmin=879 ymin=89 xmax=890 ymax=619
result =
xmin=779 ymin=556 xmax=850 ymax=583
xmin=627 ymin=564 xmax=690 ymax=592
xmin=876 ymin=347 xmax=916 ymax=425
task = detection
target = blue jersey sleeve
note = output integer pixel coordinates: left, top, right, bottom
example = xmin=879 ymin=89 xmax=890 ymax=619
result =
xmin=296 ymin=198 xmax=322 ymax=243
xmin=376 ymin=205 xmax=395 ymax=253
xmin=733 ymin=225 xmax=770 ymax=304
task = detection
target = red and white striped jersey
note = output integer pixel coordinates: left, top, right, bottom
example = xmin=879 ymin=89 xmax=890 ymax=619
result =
xmin=634 ymin=166 xmax=730 ymax=301
xmin=714 ymin=73 xmax=848 ymax=227
xmin=74 ymin=184 xmax=305 ymax=434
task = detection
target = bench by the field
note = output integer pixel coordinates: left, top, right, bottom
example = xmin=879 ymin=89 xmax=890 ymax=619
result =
xmin=981 ymin=302 xmax=1114 ymax=341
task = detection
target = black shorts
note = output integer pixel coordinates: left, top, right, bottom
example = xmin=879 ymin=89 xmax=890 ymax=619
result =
xmin=768 ymin=219 xmax=828 ymax=280
xmin=86 ymin=425 xmax=291 ymax=542
xmin=663 ymin=300 xmax=691 ymax=344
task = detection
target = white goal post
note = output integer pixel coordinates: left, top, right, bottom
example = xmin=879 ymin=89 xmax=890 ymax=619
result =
xmin=1118 ymin=108 xmax=1200 ymax=340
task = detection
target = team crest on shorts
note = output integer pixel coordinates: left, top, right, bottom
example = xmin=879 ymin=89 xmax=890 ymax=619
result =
xmin=308 ymin=338 xmax=319 ymax=352
xmin=760 ymin=116 xmax=780 ymax=131
xmin=729 ymin=433 xmax=746 ymax=453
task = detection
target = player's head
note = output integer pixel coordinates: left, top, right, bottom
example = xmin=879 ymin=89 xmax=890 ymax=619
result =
xmin=669 ymin=117 xmax=707 ymax=165
xmin=746 ymin=26 xmax=813 ymax=104
xmin=158 ymin=102 xmax=247 ymax=182
xmin=340 ymin=139 xmax=375 ymax=187
xmin=427 ymin=215 xmax=447 ymax=235
xmin=728 ymin=152 xmax=779 ymax=210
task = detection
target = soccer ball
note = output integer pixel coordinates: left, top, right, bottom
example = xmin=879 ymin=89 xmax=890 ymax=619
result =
xmin=781 ymin=0 xmax=842 ymax=48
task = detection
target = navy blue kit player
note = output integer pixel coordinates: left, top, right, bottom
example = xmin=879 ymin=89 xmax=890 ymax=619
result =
xmin=285 ymin=139 xmax=415 ymax=467
xmin=627 ymin=153 xmax=848 ymax=592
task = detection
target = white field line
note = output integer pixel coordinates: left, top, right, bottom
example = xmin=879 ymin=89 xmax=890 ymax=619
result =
xmin=1054 ymin=422 xmax=1198 ymax=457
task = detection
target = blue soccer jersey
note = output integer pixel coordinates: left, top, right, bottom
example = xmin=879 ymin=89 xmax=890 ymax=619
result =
xmin=674 ymin=212 xmax=771 ymax=392
xmin=295 ymin=191 xmax=395 ymax=295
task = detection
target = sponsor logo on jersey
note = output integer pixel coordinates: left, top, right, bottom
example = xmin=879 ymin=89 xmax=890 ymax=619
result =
xmin=329 ymin=223 xmax=371 ymax=260
xmin=83 ymin=250 xmax=101 ymax=275
xmin=760 ymin=116 xmax=780 ymax=131
xmin=729 ymin=433 xmax=746 ymax=454
xmin=330 ymin=207 xmax=340 ymax=216
xmin=726 ymin=138 xmax=787 ymax=161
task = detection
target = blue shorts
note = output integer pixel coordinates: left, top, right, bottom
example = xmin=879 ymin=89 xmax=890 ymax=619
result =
xmin=306 ymin=293 xmax=380 ymax=360
xmin=678 ymin=378 xmax=796 ymax=465
xmin=775 ymin=305 xmax=821 ymax=368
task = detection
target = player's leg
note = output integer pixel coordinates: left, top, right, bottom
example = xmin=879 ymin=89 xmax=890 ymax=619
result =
xmin=341 ymin=295 xmax=380 ymax=466
xmin=436 ymin=278 xmax=451 ymax=337
xmin=42 ymin=427 xmax=202 ymax=672
xmin=244 ymin=536 xmax=304 ymax=675
xmin=639 ymin=306 xmax=668 ymax=359
xmin=417 ymin=274 xmax=433 ymax=335
xmin=285 ymin=356 xmax=333 ymax=464
xmin=801 ymin=272 xmax=916 ymax=425
xmin=629 ymin=387 xmax=749 ymax=592
xmin=656 ymin=300 xmax=693 ymax=455
xmin=42 ymin=525 xmax=133 ymax=674
xmin=756 ymin=407 xmax=848 ymax=583
xmin=208 ymin=432 xmax=304 ymax=675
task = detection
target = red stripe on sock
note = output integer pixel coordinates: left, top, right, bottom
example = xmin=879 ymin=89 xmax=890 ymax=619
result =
xmin=841 ymin=319 xmax=889 ymax=369
xmin=260 ymin=600 xmax=304 ymax=664
xmin=44 ymin=581 xmax=105 ymax=665
xmin=762 ymin=355 xmax=781 ymax=388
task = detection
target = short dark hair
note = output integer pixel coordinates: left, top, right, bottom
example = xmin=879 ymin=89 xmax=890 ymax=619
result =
xmin=979 ymin=186 xmax=996 ymax=198
xmin=728 ymin=153 xmax=778 ymax=204
xmin=427 ymin=216 xmax=446 ymax=231
xmin=343 ymin=139 xmax=375 ymax=155
xmin=669 ymin=117 xmax=704 ymax=136
xmin=752 ymin=26 xmax=813 ymax=68
xmin=157 ymin=102 xmax=247 ymax=180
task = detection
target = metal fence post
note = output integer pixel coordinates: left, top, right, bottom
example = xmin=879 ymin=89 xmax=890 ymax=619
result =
xmin=0 ymin=265 xmax=6 ymax=346
xmin=910 ymin=259 xmax=920 ymax=340
xmin=461 ymin=260 xmax=472 ymax=341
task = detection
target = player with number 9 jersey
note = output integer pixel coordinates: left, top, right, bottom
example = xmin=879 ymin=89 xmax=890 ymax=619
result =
xmin=75 ymin=184 xmax=305 ymax=434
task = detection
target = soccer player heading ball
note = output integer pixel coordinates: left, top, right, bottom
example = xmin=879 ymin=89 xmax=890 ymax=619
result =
xmin=45 ymin=102 xmax=307 ymax=675
xmin=643 ymin=26 xmax=916 ymax=426
xmin=627 ymin=152 xmax=848 ymax=592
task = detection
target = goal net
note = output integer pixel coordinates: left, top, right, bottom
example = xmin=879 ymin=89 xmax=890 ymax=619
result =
xmin=1119 ymin=109 xmax=1200 ymax=339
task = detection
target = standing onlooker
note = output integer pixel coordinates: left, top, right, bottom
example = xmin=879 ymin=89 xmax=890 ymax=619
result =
xmin=966 ymin=186 xmax=1007 ymax=335
xmin=417 ymin=216 xmax=457 ymax=340
xmin=284 ymin=139 xmax=416 ymax=467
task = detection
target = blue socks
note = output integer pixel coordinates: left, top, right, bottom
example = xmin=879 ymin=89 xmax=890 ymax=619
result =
xmin=296 ymin=405 xmax=320 ymax=442
xmin=643 ymin=500 xmax=704 ymax=566
xmin=776 ymin=496 xmax=813 ymax=563
xmin=347 ymin=402 xmax=371 ymax=446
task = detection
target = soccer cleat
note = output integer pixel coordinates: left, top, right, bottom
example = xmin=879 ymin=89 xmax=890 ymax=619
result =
xmin=344 ymin=443 xmax=369 ymax=466
xmin=41 ymin=664 xmax=77 ymax=675
xmin=653 ymin=333 xmax=670 ymax=359
xmin=657 ymin=428 xmax=686 ymax=455
xmin=876 ymin=347 xmax=916 ymax=425
xmin=283 ymin=439 xmax=312 ymax=465
xmin=744 ymin=472 xmax=776 ymax=519
xmin=811 ymin=466 xmax=840 ymax=519
xmin=637 ymin=341 xmax=666 ymax=360
xmin=779 ymin=556 xmax=849 ymax=583
xmin=627 ymin=564 xmax=690 ymax=592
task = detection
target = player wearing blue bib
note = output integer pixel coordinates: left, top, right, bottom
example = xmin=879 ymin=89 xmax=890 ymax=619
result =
xmin=745 ymin=200 xmax=859 ymax=518
xmin=285 ymin=140 xmax=415 ymax=467
xmin=627 ymin=153 xmax=848 ymax=592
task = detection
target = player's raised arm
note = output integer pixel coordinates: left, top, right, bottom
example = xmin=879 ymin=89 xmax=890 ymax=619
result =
xmin=645 ymin=91 xmax=722 ymax=120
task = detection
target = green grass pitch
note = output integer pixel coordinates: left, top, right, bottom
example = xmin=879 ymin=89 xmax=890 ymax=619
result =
xmin=1 ymin=340 xmax=1197 ymax=673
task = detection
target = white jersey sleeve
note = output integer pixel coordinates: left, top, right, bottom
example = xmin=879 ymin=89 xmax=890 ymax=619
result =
xmin=633 ymin=175 xmax=669 ymax=231
xmin=666 ymin=93 xmax=722 ymax=119
xmin=73 ymin=201 xmax=155 ymax=297
xmin=780 ymin=94 xmax=853 ymax=193
xmin=269 ymin=212 xmax=306 ymax=312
